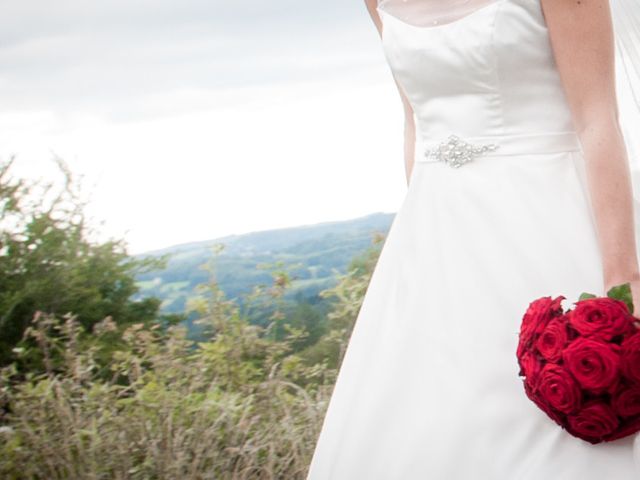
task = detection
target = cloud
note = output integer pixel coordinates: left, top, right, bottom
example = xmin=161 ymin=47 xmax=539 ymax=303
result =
xmin=0 ymin=0 xmax=385 ymax=121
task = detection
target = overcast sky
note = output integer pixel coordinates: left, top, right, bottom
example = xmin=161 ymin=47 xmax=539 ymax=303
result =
xmin=0 ymin=0 xmax=407 ymax=254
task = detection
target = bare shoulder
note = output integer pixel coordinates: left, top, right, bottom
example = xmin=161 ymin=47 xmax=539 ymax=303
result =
xmin=363 ymin=0 xmax=383 ymax=37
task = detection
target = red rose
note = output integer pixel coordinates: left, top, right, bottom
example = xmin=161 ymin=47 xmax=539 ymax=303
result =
xmin=612 ymin=384 xmax=640 ymax=418
xmin=621 ymin=331 xmax=640 ymax=383
xmin=566 ymin=401 xmax=619 ymax=444
xmin=568 ymin=298 xmax=634 ymax=341
xmin=604 ymin=416 xmax=640 ymax=442
xmin=537 ymin=363 xmax=582 ymax=414
xmin=518 ymin=349 xmax=544 ymax=390
xmin=535 ymin=317 xmax=569 ymax=362
xmin=524 ymin=380 xmax=566 ymax=426
xmin=562 ymin=337 xmax=621 ymax=394
xmin=518 ymin=296 xmax=565 ymax=358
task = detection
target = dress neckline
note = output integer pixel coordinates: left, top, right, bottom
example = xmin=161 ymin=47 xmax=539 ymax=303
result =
xmin=377 ymin=0 xmax=508 ymax=33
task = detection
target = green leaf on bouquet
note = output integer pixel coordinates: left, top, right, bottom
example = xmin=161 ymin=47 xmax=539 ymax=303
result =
xmin=578 ymin=292 xmax=597 ymax=301
xmin=606 ymin=282 xmax=634 ymax=314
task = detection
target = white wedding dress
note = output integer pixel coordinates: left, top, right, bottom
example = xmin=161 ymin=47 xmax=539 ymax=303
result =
xmin=306 ymin=0 xmax=640 ymax=478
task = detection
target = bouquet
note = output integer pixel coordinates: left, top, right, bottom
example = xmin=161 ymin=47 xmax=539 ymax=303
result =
xmin=516 ymin=282 xmax=640 ymax=444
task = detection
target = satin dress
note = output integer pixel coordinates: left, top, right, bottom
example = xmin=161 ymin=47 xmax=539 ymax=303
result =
xmin=306 ymin=0 xmax=640 ymax=477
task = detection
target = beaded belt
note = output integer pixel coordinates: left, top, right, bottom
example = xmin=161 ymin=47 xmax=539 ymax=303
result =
xmin=418 ymin=131 xmax=582 ymax=168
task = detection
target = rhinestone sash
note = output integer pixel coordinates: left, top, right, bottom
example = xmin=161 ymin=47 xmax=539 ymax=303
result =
xmin=418 ymin=131 xmax=583 ymax=168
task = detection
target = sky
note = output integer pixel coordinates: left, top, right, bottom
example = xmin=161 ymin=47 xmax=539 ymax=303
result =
xmin=0 ymin=0 xmax=408 ymax=255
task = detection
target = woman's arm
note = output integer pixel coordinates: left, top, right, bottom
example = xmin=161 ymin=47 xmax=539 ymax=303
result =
xmin=364 ymin=0 xmax=417 ymax=186
xmin=542 ymin=0 xmax=640 ymax=306
xmin=396 ymin=78 xmax=417 ymax=186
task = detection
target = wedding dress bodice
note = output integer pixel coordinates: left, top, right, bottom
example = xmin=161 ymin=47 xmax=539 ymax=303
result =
xmin=377 ymin=0 xmax=582 ymax=162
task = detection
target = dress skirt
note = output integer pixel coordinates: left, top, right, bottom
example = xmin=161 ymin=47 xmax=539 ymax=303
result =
xmin=306 ymin=148 xmax=640 ymax=479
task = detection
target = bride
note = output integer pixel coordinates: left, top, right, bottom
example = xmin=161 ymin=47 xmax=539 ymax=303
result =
xmin=306 ymin=0 xmax=640 ymax=478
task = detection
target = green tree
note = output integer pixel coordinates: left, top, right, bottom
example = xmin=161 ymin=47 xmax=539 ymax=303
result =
xmin=297 ymin=231 xmax=385 ymax=370
xmin=0 ymin=156 xmax=172 ymax=367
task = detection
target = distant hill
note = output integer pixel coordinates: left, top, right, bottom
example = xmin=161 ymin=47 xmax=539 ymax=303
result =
xmin=133 ymin=212 xmax=395 ymax=315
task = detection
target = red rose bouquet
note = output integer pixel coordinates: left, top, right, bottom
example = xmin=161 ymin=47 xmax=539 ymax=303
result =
xmin=517 ymin=282 xmax=640 ymax=444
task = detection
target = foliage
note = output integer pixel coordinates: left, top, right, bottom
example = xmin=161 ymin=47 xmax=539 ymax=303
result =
xmin=297 ymin=231 xmax=385 ymax=370
xmin=0 ymin=157 xmax=386 ymax=478
xmin=0 ymin=156 xmax=178 ymax=367
xmin=0 ymin=267 xmax=334 ymax=478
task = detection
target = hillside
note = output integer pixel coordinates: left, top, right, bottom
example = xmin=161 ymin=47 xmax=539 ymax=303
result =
xmin=133 ymin=212 xmax=394 ymax=315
